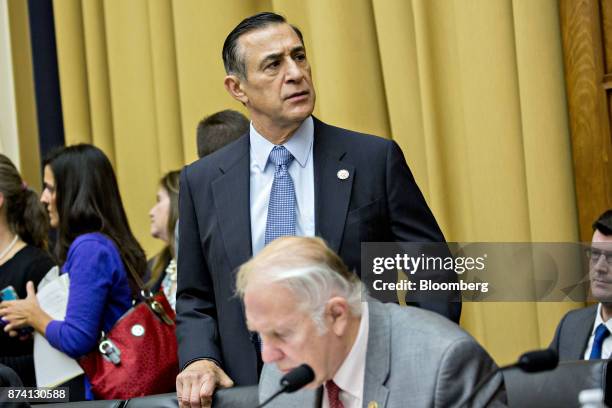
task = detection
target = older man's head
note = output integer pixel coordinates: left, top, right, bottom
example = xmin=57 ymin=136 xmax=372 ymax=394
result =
xmin=222 ymin=12 xmax=316 ymax=139
xmin=236 ymin=236 xmax=363 ymax=387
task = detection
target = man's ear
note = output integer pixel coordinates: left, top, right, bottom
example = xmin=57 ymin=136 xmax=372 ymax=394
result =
xmin=327 ymin=297 xmax=350 ymax=337
xmin=0 ymin=193 xmax=5 ymax=211
xmin=224 ymin=75 xmax=248 ymax=105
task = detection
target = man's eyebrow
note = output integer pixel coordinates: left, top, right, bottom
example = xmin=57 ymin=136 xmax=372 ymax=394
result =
xmin=290 ymin=45 xmax=305 ymax=54
xmin=259 ymin=52 xmax=283 ymax=69
xmin=259 ymin=45 xmax=306 ymax=69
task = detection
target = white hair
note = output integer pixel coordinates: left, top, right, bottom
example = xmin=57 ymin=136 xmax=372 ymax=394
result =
xmin=267 ymin=264 xmax=363 ymax=332
xmin=236 ymin=237 xmax=365 ymax=333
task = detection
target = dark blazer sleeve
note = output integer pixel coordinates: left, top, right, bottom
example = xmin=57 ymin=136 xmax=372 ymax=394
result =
xmin=385 ymin=140 xmax=444 ymax=242
xmin=176 ymin=167 xmax=222 ymax=370
xmin=385 ymin=140 xmax=461 ymax=323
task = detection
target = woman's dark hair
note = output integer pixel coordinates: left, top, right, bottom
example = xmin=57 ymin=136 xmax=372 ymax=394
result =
xmin=0 ymin=154 xmax=48 ymax=249
xmin=149 ymin=170 xmax=180 ymax=287
xmin=43 ymin=144 xmax=147 ymax=294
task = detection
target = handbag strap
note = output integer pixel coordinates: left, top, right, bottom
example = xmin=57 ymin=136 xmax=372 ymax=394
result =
xmin=122 ymin=256 xmax=174 ymax=325
xmin=121 ymin=255 xmax=151 ymax=299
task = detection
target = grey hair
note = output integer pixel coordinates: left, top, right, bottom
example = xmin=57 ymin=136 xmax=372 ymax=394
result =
xmin=236 ymin=236 xmax=365 ymax=332
xmin=265 ymin=264 xmax=364 ymax=333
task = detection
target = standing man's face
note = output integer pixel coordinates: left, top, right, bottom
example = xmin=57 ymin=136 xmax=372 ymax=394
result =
xmin=589 ymin=229 xmax=612 ymax=302
xmin=227 ymin=23 xmax=316 ymax=133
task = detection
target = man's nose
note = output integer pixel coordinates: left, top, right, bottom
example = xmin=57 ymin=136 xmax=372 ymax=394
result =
xmin=260 ymin=340 xmax=283 ymax=363
xmin=285 ymin=59 xmax=304 ymax=82
xmin=594 ymin=254 xmax=610 ymax=272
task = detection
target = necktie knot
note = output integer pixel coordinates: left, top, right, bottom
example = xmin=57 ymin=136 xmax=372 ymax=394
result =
xmin=325 ymin=380 xmax=344 ymax=408
xmin=269 ymin=146 xmax=294 ymax=168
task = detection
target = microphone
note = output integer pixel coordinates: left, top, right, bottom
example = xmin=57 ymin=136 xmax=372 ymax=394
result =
xmin=516 ymin=349 xmax=558 ymax=372
xmin=458 ymin=348 xmax=558 ymax=407
xmin=279 ymin=364 xmax=315 ymax=392
xmin=256 ymin=364 xmax=315 ymax=408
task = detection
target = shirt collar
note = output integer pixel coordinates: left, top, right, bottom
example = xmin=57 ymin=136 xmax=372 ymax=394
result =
xmin=593 ymin=303 xmax=612 ymax=334
xmin=332 ymin=302 xmax=369 ymax=401
xmin=249 ymin=116 xmax=313 ymax=170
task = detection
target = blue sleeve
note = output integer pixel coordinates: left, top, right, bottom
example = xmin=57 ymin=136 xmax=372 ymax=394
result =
xmin=45 ymin=239 xmax=115 ymax=358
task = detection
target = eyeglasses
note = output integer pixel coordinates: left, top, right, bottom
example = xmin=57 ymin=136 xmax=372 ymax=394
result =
xmin=586 ymin=248 xmax=612 ymax=265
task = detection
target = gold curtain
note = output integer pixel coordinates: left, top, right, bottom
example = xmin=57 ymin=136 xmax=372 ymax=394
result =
xmin=48 ymin=0 xmax=580 ymax=364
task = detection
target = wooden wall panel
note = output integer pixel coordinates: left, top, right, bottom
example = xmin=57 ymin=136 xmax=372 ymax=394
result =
xmin=559 ymin=0 xmax=612 ymax=242
xmin=600 ymin=0 xmax=612 ymax=73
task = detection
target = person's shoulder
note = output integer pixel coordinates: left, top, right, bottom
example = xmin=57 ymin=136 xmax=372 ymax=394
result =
xmin=184 ymin=133 xmax=249 ymax=175
xmin=8 ymin=245 xmax=56 ymax=285
xmin=559 ymin=305 xmax=597 ymax=326
xmin=314 ymin=117 xmax=392 ymax=148
xmin=17 ymin=245 xmax=54 ymax=263
xmin=377 ymin=302 xmax=469 ymax=342
xmin=70 ymin=232 xmax=113 ymax=246
xmin=18 ymin=245 xmax=56 ymax=270
xmin=67 ymin=233 xmax=119 ymax=259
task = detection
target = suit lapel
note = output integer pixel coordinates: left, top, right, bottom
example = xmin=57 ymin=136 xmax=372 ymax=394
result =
xmin=571 ymin=306 xmax=597 ymax=360
xmin=211 ymin=137 xmax=253 ymax=272
xmin=313 ymin=118 xmax=354 ymax=253
xmin=363 ymin=302 xmax=390 ymax=408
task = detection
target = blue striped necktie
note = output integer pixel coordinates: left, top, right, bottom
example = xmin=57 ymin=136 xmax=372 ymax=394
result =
xmin=589 ymin=323 xmax=610 ymax=360
xmin=264 ymin=146 xmax=296 ymax=245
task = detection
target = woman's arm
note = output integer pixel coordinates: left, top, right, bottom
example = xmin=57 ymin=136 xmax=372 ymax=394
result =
xmin=44 ymin=237 xmax=117 ymax=358
xmin=0 ymin=281 xmax=52 ymax=335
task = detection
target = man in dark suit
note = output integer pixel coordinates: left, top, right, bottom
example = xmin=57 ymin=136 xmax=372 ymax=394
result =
xmin=175 ymin=12 xmax=459 ymax=408
xmin=550 ymin=210 xmax=612 ymax=360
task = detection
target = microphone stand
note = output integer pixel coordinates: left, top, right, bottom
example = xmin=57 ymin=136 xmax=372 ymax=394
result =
xmin=255 ymin=364 xmax=315 ymax=408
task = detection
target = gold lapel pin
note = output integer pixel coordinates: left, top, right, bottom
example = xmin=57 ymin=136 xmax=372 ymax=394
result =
xmin=367 ymin=402 xmax=378 ymax=408
xmin=337 ymin=169 xmax=349 ymax=180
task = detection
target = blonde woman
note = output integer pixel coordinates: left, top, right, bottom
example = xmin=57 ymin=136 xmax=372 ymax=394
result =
xmin=148 ymin=170 xmax=180 ymax=310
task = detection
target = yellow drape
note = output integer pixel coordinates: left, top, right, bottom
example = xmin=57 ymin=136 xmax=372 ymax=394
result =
xmin=46 ymin=0 xmax=581 ymax=364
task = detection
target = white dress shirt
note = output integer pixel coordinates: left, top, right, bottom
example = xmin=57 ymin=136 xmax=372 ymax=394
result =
xmin=249 ymin=116 xmax=315 ymax=255
xmin=583 ymin=303 xmax=612 ymax=359
xmin=322 ymin=303 xmax=369 ymax=408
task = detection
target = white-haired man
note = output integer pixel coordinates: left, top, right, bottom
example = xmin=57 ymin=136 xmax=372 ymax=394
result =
xmin=236 ymin=236 xmax=505 ymax=408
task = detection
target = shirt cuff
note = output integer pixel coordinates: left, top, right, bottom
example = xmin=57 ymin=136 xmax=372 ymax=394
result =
xmin=182 ymin=357 xmax=221 ymax=372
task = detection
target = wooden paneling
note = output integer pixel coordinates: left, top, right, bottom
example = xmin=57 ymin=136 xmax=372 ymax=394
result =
xmin=559 ymin=0 xmax=612 ymax=242
xmin=600 ymin=0 xmax=612 ymax=72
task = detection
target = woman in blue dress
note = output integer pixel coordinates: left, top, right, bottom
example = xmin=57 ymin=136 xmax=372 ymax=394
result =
xmin=0 ymin=144 xmax=147 ymax=400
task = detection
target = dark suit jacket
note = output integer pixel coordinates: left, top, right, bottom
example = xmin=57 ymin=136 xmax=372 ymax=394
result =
xmin=176 ymin=117 xmax=460 ymax=385
xmin=549 ymin=305 xmax=597 ymax=361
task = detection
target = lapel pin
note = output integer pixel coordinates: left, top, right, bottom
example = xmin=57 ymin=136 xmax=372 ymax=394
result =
xmin=337 ymin=169 xmax=349 ymax=180
xmin=367 ymin=402 xmax=378 ymax=408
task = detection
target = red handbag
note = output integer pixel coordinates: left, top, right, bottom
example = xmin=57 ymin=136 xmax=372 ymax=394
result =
xmin=78 ymin=264 xmax=178 ymax=399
